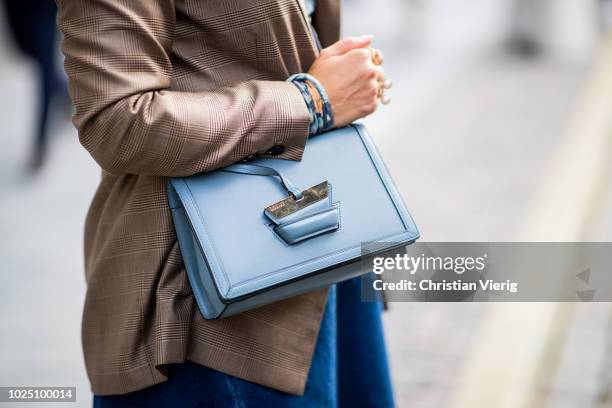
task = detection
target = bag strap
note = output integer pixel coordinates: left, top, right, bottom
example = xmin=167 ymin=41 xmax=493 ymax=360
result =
xmin=222 ymin=164 xmax=304 ymax=200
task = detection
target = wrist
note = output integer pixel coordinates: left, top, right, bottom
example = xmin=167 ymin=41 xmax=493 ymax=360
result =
xmin=287 ymin=73 xmax=335 ymax=136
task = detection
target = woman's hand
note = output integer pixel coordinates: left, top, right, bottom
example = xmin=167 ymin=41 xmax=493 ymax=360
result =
xmin=308 ymin=36 xmax=385 ymax=128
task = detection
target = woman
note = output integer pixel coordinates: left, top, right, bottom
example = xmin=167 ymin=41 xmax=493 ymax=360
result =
xmin=3 ymin=0 xmax=69 ymax=171
xmin=57 ymin=0 xmax=393 ymax=406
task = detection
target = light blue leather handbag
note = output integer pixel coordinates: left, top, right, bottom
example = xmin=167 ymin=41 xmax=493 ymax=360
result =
xmin=167 ymin=124 xmax=419 ymax=319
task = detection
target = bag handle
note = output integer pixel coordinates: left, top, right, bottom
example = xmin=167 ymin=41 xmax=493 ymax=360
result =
xmin=222 ymin=164 xmax=304 ymax=200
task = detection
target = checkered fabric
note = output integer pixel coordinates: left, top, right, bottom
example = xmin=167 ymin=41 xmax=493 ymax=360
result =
xmin=57 ymin=0 xmax=340 ymax=396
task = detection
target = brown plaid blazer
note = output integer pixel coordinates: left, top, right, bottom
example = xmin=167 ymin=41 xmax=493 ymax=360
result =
xmin=57 ymin=0 xmax=340 ymax=396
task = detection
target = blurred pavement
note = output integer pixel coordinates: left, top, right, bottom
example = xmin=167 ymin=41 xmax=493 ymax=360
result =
xmin=347 ymin=1 xmax=600 ymax=407
xmin=0 ymin=21 xmax=98 ymax=406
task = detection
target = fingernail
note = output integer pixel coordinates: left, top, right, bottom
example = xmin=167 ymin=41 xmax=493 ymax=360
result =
xmin=361 ymin=34 xmax=375 ymax=40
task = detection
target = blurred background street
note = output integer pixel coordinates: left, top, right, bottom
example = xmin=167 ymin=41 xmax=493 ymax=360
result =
xmin=1 ymin=0 xmax=612 ymax=407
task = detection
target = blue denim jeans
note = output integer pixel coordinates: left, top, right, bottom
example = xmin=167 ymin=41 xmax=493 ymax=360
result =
xmin=94 ymin=275 xmax=394 ymax=408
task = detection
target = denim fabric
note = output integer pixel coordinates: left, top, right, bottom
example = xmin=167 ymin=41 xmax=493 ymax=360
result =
xmin=337 ymin=275 xmax=395 ymax=408
xmin=94 ymin=276 xmax=394 ymax=408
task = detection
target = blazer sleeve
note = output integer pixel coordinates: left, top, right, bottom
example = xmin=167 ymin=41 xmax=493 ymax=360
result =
xmin=57 ymin=0 xmax=311 ymax=176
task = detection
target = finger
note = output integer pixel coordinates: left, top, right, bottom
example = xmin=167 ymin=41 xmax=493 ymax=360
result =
xmin=347 ymin=48 xmax=375 ymax=65
xmin=322 ymin=35 xmax=374 ymax=58
xmin=373 ymin=65 xmax=385 ymax=82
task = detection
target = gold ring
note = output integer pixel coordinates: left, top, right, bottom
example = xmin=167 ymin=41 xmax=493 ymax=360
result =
xmin=368 ymin=47 xmax=384 ymax=65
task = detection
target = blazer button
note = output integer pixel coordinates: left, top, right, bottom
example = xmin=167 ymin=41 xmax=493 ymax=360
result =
xmin=242 ymin=154 xmax=257 ymax=162
xmin=266 ymin=145 xmax=285 ymax=156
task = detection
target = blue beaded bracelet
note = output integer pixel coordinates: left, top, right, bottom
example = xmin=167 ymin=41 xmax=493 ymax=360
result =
xmin=287 ymin=73 xmax=334 ymax=136
xmin=292 ymin=79 xmax=320 ymax=136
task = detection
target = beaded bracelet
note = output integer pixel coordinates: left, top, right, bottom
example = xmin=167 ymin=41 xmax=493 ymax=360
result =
xmin=291 ymin=79 xmax=320 ymax=136
xmin=287 ymin=73 xmax=334 ymax=136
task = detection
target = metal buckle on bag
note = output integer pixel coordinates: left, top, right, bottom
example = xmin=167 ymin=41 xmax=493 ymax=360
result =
xmin=265 ymin=181 xmax=329 ymax=220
